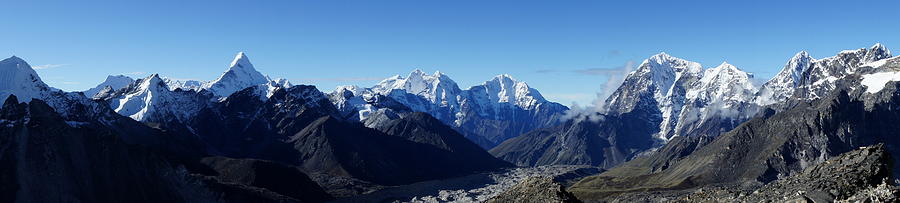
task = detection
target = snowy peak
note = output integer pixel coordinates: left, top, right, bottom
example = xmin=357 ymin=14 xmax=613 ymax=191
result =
xmin=643 ymin=52 xmax=703 ymax=74
xmin=110 ymin=74 xmax=171 ymax=121
xmin=372 ymin=69 xmax=462 ymax=104
xmin=229 ymin=52 xmax=253 ymax=70
xmin=781 ymin=51 xmax=815 ymax=85
xmin=204 ymin=52 xmax=270 ymax=97
xmin=163 ymin=78 xmax=205 ymax=91
xmin=636 ymin=52 xmax=703 ymax=92
xmin=606 ymin=52 xmax=702 ymax=114
xmin=864 ymin=43 xmax=892 ymax=64
xmin=0 ymin=56 xmax=52 ymax=102
xmin=84 ymin=75 xmax=134 ymax=98
xmin=756 ymin=51 xmax=816 ymax=105
xmin=691 ymin=62 xmax=756 ymax=103
xmin=473 ymin=74 xmax=546 ymax=109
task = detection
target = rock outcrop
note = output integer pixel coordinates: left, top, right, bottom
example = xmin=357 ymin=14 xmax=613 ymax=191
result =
xmin=674 ymin=144 xmax=898 ymax=202
xmin=487 ymin=177 xmax=581 ymax=203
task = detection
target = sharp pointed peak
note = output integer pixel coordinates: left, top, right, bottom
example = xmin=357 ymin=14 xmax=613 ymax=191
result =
xmin=1 ymin=55 xmax=28 ymax=64
xmin=228 ymin=51 xmax=254 ymax=70
xmin=869 ymin=42 xmax=891 ymax=55
xmin=5 ymin=55 xmax=23 ymax=61
xmin=145 ymin=73 xmax=162 ymax=80
xmin=788 ymin=50 xmax=815 ymax=63
xmin=714 ymin=61 xmax=735 ymax=68
xmin=712 ymin=61 xmax=744 ymax=71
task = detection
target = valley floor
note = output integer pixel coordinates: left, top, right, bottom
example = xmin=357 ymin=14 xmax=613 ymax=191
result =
xmin=333 ymin=165 xmax=602 ymax=203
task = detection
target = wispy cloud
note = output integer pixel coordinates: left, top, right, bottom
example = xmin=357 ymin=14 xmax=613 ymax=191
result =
xmin=32 ymin=64 xmax=68 ymax=70
xmin=121 ymin=72 xmax=147 ymax=77
xmin=297 ymin=77 xmax=384 ymax=82
xmin=536 ymin=63 xmax=634 ymax=77
xmin=561 ymin=61 xmax=636 ymax=122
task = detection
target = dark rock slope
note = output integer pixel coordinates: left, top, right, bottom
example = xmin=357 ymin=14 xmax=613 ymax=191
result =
xmin=369 ymin=112 xmax=512 ymax=171
xmin=489 ymin=106 xmax=658 ymax=168
xmin=185 ymin=85 xmax=509 ymax=185
xmin=676 ymin=144 xmax=898 ymax=202
xmin=198 ymin=157 xmax=333 ymax=202
xmin=0 ymin=96 xmax=332 ymax=203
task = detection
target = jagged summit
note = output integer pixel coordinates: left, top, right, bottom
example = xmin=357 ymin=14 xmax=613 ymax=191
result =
xmin=204 ymin=52 xmax=270 ymax=97
xmin=756 ymin=51 xmax=816 ymax=105
xmin=864 ymin=43 xmax=892 ymax=63
xmin=372 ymin=69 xmax=463 ymax=104
xmin=605 ymin=52 xmax=702 ymax=128
xmin=83 ymin=75 xmax=134 ymax=98
xmin=229 ymin=52 xmax=252 ymax=69
xmin=475 ymin=74 xmax=546 ymax=109
xmin=0 ymin=56 xmax=52 ymax=102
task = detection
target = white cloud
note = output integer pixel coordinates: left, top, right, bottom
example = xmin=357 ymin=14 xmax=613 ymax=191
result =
xmin=560 ymin=61 xmax=636 ymax=122
xmin=32 ymin=64 xmax=68 ymax=70
xmin=122 ymin=71 xmax=147 ymax=76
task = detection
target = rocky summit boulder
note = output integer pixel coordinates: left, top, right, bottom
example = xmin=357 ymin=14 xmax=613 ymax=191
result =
xmin=488 ymin=177 xmax=581 ymax=203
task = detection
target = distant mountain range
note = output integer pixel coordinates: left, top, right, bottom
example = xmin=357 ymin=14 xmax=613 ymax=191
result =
xmin=2 ymin=43 xmax=900 ymax=202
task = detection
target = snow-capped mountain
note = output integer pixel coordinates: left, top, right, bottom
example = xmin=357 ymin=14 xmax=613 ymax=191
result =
xmin=756 ymin=51 xmax=814 ymax=105
xmin=673 ymin=62 xmax=759 ymax=138
xmin=101 ymin=52 xmax=292 ymax=122
xmin=0 ymin=56 xmax=54 ymax=103
xmin=107 ymin=74 xmax=211 ymax=122
xmin=757 ymin=43 xmax=893 ymax=105
xmin=203 ymin=52 xmax=271 ymax=97
xmin=604 ymin=53 xmax=704 ymax=140
xmin=83 ymin=75 xmax=134 ymax=98
xmin=329 ymin=70 xmax=569 ymax=148
xmin=163 ymin=78 xmax=206 ymax=91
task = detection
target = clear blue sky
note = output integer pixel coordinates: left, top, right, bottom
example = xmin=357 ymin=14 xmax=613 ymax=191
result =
xmin=3 ymin=0 xmax=898 ymax=106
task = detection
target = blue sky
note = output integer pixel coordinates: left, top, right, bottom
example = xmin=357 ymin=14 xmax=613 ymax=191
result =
xmin=2 ymin=0 xmax=898 ymax=106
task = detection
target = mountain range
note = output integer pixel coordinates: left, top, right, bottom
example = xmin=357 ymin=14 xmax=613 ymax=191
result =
xmin=2 ymin=43 xmax=900 ymax=202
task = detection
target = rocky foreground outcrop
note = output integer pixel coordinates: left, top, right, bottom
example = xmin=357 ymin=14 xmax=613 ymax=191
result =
xmin=488 ymin=177 xmax=581 ymax=203
xmin=677 ymin=144 xmax=898 ymax=202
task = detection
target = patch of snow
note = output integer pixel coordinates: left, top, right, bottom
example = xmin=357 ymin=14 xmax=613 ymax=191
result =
xmin=861 ymin=72 xmax=900 ymax=93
